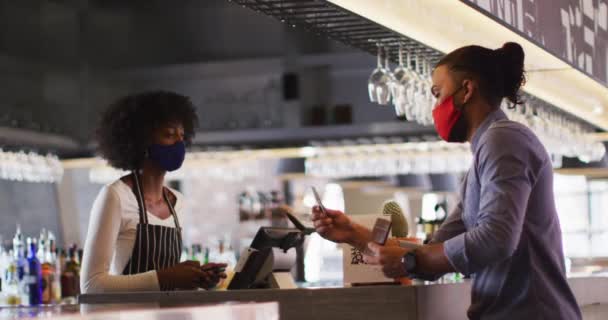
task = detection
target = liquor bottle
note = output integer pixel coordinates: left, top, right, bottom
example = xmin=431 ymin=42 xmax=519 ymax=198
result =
xmin=216 ymin=240 xmax=236 ymax=269
xmin=71 ymin=247 xmax=81 ymax=296
xmin=40 ymin=235 xmax=57 ymax=304
xmin=12 ymin=225 xmax=26 ymax=281
xmin=180 ymin=248 xmax=188 ymax=263
xmin=191 ymin=244 xmax=202 ymax=262
xmin=0 ymin=246 xmax=5 ymax=294
xmin=12 ymin=225 xmax=28 ymax=305
xmin=0 ymin=247 xmax=6 ymax=304
xmin=58 ymin=249 xmax=66 ymax=275
xmin=37 ymin=229 xmax=47 ymax=261
xmin=4 ymin=250 xmax=22 ymax=306
xmin=61 ymin=247 xmax=80 ymax=301
xmin=52 ymin=245 xmax=62 ymax=303
xmin=25 ymin=238 xmax=43 ymax=306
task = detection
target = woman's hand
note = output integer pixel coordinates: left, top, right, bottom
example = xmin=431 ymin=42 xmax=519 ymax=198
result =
xmin=200 ymin=263 xmax=228 ymax=289
xmin=157 ymin=260 xmax=207 ymax=290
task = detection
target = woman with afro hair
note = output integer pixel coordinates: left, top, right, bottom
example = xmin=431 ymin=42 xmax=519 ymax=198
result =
xmin=81 ymin=90 xmax=226 ymax=293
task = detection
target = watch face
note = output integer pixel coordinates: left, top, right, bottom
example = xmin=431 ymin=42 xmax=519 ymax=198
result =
xmin=403 ymin=252 xmax=416 ymax=272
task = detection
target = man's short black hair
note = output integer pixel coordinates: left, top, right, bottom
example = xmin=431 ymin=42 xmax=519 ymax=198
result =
xmin=96 ymin=90 xmax=198 ymax=170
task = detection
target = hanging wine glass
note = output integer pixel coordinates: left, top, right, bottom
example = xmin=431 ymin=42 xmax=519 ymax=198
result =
xmin=381 ymin=46 xmax=395 ymax=106
xmin=368 ymin=44 xmax=383 ymax=103
xmin=391 ymin=43 xmax=412 ymax=118
xmin=403 ymin=50 xmax=418 ymax=122
xmin=406 ymin=53 xmax=422 ymax=123
xmin=413 ymin=55 xmax=428 ymax=124
xmin=368 ymin=44 xmax=392 ymax=105
xmin=420 ymin=59 xmax=435 ymax=125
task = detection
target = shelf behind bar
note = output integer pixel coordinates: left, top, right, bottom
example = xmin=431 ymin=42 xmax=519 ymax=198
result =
xmin=191 ymin=121 xmax=437 ymax=147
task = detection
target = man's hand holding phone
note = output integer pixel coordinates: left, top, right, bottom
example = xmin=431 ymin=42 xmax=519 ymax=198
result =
xmin=311 ymin=205 xmax=357 ymax=244
xmin=310 ymin=187 xmax=358 ymax=244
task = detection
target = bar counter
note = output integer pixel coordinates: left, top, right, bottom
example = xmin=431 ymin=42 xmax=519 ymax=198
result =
xmin=79 ymin=276 xmax=607 ymax=320
xmin=1 ymin=302 xmax=278 ymax=320
xmin=2 ymin=276 xmax=606 ymax=319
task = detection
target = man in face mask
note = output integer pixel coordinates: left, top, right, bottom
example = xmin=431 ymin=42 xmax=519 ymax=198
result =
xmin=431 ymin=82 xmax=469 ymax=143
xmin=312 ymin=43 xmax=581 ymax=319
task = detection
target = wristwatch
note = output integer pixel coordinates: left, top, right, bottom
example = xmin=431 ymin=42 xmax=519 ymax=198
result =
xmin=401 ymin=250 xmax=417 ymax=275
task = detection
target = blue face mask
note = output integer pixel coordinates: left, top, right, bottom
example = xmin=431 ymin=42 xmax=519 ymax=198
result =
xmin=147 ymin=141 xmax=186 ymax=172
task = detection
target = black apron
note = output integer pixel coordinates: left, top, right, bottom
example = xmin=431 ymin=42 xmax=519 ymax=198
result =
xmin=122 ymin=172 xmax=182 ymax=276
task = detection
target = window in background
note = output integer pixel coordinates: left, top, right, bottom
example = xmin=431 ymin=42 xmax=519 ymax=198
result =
xmin=554 ymin=174 xmax=608 ymax=258
xmin=588 ymin=180 xmax=608 ymax=257
xmin=554 ymin=174 xmax=589 ymax=258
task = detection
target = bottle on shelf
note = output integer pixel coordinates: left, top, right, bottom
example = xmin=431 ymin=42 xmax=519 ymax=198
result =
xmin=60 ymin=246 xmax=80 ymax=302
xmin=214 ymin=237 xmax=237 ymax=290
xmin=49 ymin=237 xmax=62 ymax=303
xmin=180 ymin=247 xmax=188 ymax=263
xmin=190 ymin=244 xmax=202 ymax=262
xmin=0 ymin=246 xmax=5 ymax=294
xmin=37 ymin=229 xmax=47 ymax=261
xmin=0 ymin=247 xmax=7 ymax=304
xmin=216 ymin=239 xmax=237 ymax=269
xmin=40 ymin=231 xmax=59 ymax=304
xmin=58 ymin=249 xmax=66 ymax=276
xmin=70 ymin=245 xmax=80 ymax=294
xmin=12 ymin=225 xmax=28 ymax=305
xmin=4 ymin=250 xmax=22 ymax=306
xmin=207 ymin=237 xmax=219 ymax=264
xmin=25 ymin=237 xmax=43 ymax=306
xmin=1 ymin=227 xmax=69 ymax=306
xmin=12 ymin=225 xmax=26 ymax=279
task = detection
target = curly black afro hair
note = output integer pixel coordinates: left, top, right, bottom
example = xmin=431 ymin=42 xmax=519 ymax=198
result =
xmin=96 ymin=90 xmax=199 ymax=170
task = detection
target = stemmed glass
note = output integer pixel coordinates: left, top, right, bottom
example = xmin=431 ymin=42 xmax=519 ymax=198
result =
xmin=501 ymin=97 xmax=606 ymax=164
xmin=368 ymin=44 xmax=392 ymax=105
xmin=365 ymin=45 xmax=605 ymax=165
xmin=368 ymin=44 xmax=383 ymax=103
xmin=419 ymin=59 xmax=435 ymax=125
xmin=0 ymin=150 xmax=63 ymax=183
xmin=405 ymin=54 xmax=423 ymax=123
xmin=391 ymin=44 xmax=412 ymax=118
xmin=413 ymin=55 xmax=429 ymax=123
xmin=403 ymin=50 xmax=418 ymax=121
xmin=384 ymin=47 xmax=397 ymax=106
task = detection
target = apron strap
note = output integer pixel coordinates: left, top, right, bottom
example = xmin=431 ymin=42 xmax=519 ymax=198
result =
xmin=163 ymin=188 xmax=181 ymax=230
xmin=131 ymin=171 xmax=148 ymax=224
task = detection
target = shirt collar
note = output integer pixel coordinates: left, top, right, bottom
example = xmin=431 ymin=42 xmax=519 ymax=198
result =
xmin=470 ymin=108 xmax=508 ymax=153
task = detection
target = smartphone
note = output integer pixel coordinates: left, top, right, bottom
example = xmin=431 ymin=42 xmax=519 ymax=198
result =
xmin=311 ymin=186 xmax=327 ymax=217
xmin=202 ymin=263 xmax=227 ymax=273
xmin=363 ymin=218 xmax=392 ymax=256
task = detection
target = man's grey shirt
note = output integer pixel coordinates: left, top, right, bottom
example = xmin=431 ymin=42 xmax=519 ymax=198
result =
xmin=433 ymin=109 xmax=581 ymax=319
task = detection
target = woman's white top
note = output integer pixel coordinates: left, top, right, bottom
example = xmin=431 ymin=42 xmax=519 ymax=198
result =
xmin=80 ymin=179 xmax=184 ymax=294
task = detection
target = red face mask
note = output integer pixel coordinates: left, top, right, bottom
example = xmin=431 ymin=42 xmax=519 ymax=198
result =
xmin=432 ymin=88 xmax=466 ymax=142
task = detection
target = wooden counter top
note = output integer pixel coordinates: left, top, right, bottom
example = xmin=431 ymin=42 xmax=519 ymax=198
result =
xmin=78 ymin=276 xmax=608 ymax=320
xmin=3 ymin=276 xmax=605 ymax=319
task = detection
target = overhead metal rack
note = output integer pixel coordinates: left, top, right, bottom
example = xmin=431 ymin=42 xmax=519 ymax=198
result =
xmin=231 ymin=0 xmax=444 ymax=64
xmin=230 ymin=0 xmax=600 ymax=133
